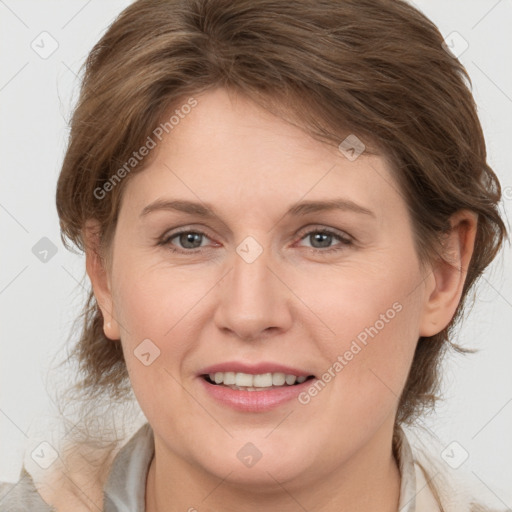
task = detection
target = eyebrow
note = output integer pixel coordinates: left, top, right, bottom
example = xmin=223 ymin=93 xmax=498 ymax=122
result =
xmin=140 ymin=198 xmax=375 ymax=219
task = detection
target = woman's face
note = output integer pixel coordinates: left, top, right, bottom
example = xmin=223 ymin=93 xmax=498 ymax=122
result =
xmin=99 ymin=87 xmax=435 ymax=485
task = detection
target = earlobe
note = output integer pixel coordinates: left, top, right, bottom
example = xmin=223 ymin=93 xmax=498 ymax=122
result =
xmin=419 ymin=210 xmax=478 ymax=337
xmin=84 ymin=220 xmax=121 ymax=340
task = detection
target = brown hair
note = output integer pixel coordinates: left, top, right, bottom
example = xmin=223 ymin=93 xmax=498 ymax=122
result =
xmin=56 ymin=0 xmax=507 ymax=444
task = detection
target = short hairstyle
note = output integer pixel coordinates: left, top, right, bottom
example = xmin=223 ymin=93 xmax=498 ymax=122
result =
xmin=56 ymin=0 xmax=507 ymax=441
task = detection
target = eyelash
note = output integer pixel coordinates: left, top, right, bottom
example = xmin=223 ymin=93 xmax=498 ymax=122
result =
xmin=157 ymin=227 xmax=353 ymax=255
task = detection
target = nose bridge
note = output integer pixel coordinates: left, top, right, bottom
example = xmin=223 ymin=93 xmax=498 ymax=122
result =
xmin=214 ymin=236 xmax=291 ymax=340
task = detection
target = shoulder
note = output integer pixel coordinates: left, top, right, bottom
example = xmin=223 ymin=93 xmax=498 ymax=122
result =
xmin=413 ymin=460 xmax=506 ymax=512
xmin=103 ymin=422 xmax=155 ymax=510
xmin=1 ymin=421 xmax=152 ymax=512
xmin=403 ymin=428 xmax=509 ymax=512
xmin=0 ymin=469 xmax=55 ymax=511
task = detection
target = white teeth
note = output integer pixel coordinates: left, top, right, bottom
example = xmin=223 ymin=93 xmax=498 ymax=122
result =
xmin=223 ymin=371 xmax=236 ymax=385
xmin=272 ymin=372 xmax=286 ymax=386
xmin=235 ymin=373 xmax=253 ymax=387
xmin=253 ymin=373 xmax=273 ymax=387
xmin=207 ymin=371 xmax=309 ymax=388
xmin=285 ymin=374 xmax=297 ymax=385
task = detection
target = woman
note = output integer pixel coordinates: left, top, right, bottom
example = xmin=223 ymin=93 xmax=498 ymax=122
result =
xmin=0 ymin=0 xmax=508 ymax=510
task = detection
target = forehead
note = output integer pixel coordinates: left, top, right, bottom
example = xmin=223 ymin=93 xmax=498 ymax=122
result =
xmin=121 ymin=88 xmax=404 ymax=225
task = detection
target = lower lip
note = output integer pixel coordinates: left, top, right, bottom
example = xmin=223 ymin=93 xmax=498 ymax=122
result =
xmin=198 ymin=376 xmax=316 ymax=412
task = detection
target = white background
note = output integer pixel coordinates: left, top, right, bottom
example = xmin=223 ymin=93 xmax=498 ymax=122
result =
xmin=1 ymin=0 xmax=511 ymax=506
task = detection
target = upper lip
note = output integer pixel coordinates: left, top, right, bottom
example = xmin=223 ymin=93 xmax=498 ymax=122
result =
xmin=198 ymin=361 xmax=315 ymax=377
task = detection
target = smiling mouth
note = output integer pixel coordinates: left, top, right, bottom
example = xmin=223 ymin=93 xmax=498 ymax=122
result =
xmin=202 ymin=372 xmax=315 ymax=391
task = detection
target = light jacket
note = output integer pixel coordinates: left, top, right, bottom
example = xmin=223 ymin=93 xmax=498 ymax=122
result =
xmin=0 ymin=423 xmax=507 ymax=511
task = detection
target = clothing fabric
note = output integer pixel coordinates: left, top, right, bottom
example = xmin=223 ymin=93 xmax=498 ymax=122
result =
xmin=0 ymin=423 xmax=506 ymax=511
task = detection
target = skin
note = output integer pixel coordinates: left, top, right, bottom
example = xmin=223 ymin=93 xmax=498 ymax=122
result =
xmin=85 ymin=87 xmax=477 ymax=512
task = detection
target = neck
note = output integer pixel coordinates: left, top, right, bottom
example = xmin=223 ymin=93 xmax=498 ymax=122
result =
xmin=145 ymin=423 xmax=401 ymax=512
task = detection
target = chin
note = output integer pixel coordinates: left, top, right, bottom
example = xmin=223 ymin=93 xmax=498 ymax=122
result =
xmin=185 ymin=433 xmax=318 ymax=488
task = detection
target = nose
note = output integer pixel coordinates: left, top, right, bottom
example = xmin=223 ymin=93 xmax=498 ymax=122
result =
xmin=213 ymin=243 xmax=293 ymax=342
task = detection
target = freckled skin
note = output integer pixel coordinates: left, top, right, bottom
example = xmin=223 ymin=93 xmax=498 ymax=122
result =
xmin=86 ymin=87 xmax=476 ymax=512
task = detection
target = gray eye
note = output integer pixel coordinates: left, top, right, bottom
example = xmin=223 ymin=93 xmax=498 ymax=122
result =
xmin=308 ymin=232 xmax=334 ymax=249
xmin=176 ymin=232 xmax=204 ymax=249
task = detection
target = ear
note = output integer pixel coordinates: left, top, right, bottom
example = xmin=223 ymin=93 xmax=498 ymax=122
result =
xmin=84 ymin=219 xmax=121 ymax=340
xmin=419 ymin=210 xmax=478 ymax=337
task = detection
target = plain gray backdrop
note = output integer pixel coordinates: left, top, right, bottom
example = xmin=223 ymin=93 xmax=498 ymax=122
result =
xmin=1 ymin=0 xmax=511 ymax=505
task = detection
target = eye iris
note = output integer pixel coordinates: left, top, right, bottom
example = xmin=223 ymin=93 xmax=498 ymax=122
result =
xmin=172 ymin=231 xmax=339 ymax=250
xmin=311 ymin=232 xmax=332 ymax=248
xmin=180 ymin=232 xmax=202 ymax=248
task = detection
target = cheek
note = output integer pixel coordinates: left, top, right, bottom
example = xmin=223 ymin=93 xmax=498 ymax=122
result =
xmin=304 ymin=255 xmax=424 ymax=416
xmin=111 ymin=257 xmax=212 ymax=346
xmin=110 ymin=267 xmax=197 ymax=424
xmin=311 ymin=258 xmax=422 ymax=359
xmin=109 ymin=258 xmax=220 ymax=411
